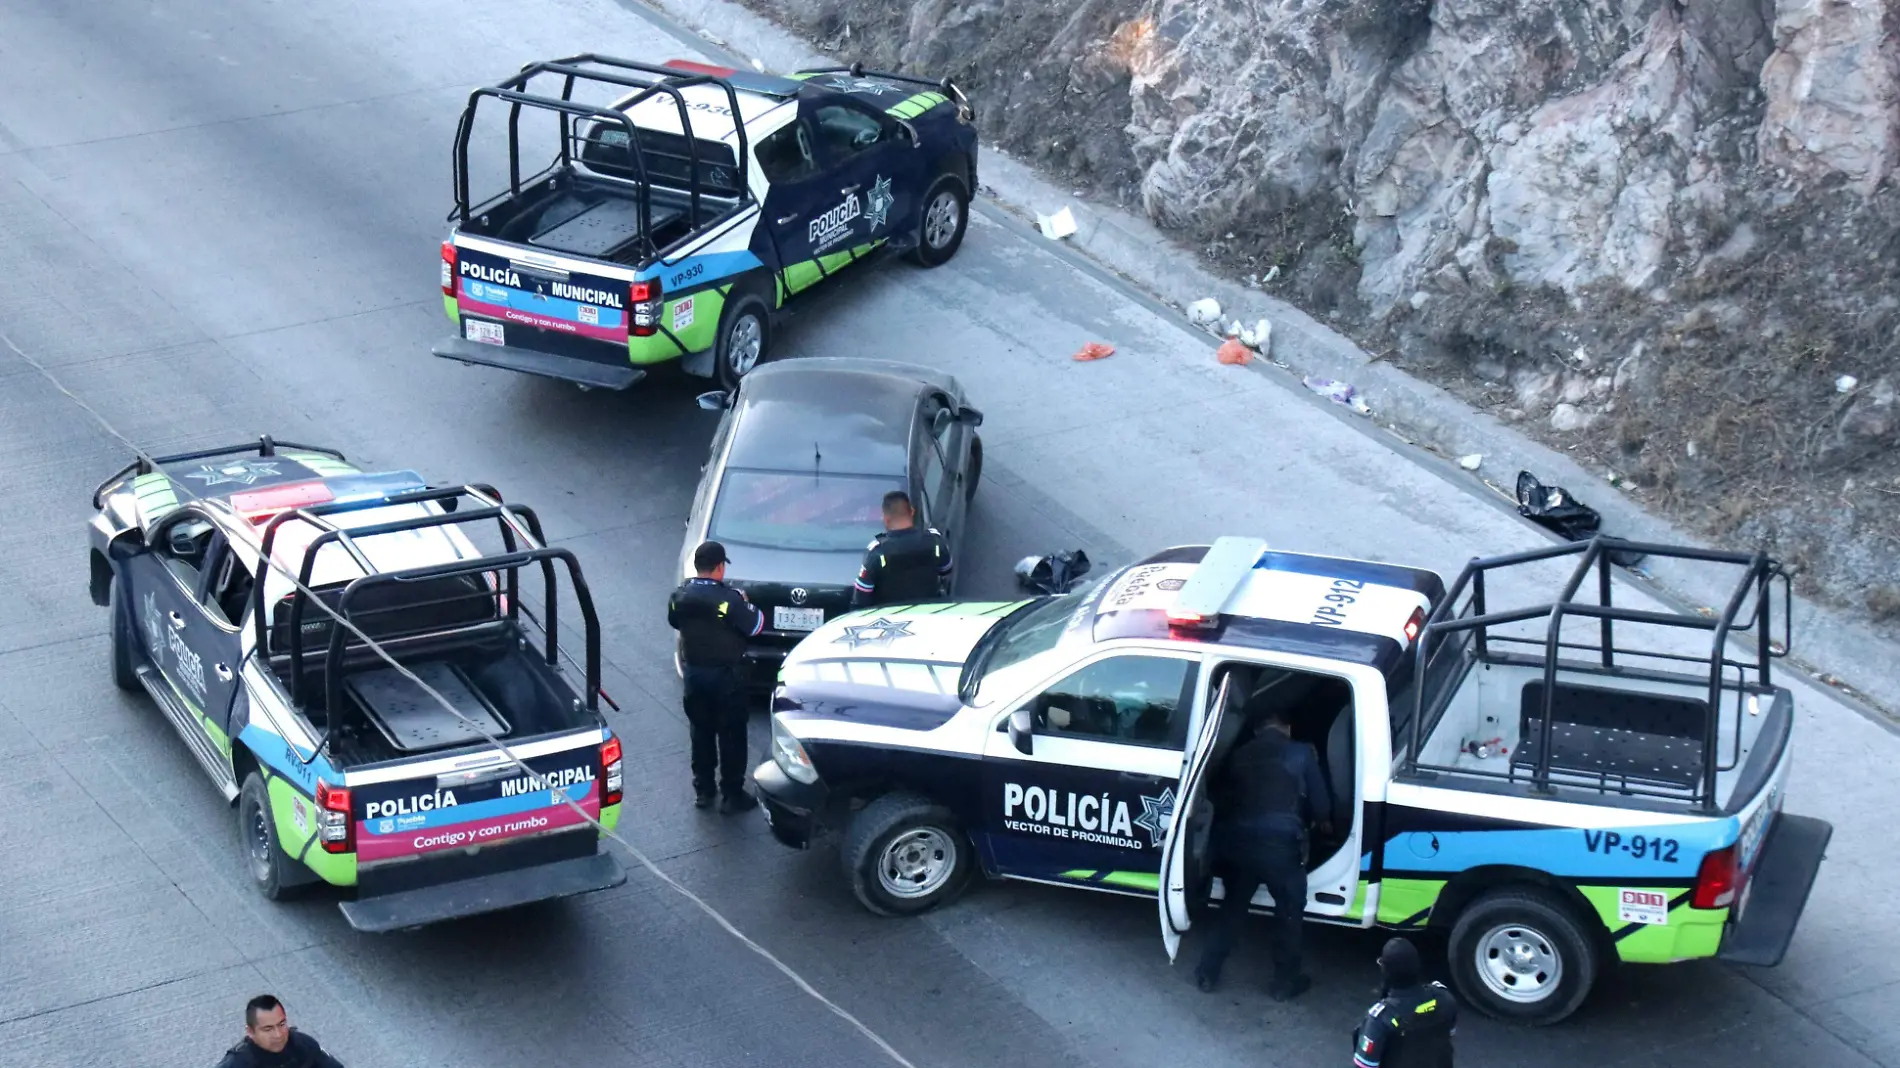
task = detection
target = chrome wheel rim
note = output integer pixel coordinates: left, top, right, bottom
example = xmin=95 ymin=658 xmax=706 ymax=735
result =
xmin=1477 ymin=922 xmax=1563 ymax=1003
xmin=924 ymin=191 xmax=960 ymax=249
xmin=727 ymin=314 xmax=763 ymax=377
xmin=878 ymin=827 xmax=956 ymax=899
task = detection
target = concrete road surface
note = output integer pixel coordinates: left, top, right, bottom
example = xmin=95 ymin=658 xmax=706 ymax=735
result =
xmin=0 ymin=0 xmax=1894 ymax=1065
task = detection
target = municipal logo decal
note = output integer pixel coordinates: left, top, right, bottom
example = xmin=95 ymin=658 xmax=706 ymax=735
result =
xmin=865 ymin=175 xmax=893 ymax=232
xmin=834 ymin=617 xmax=914 ymax=648
xmin=1133 ymin=787 xmax=1175 ymax=848
xmin=184 ymin=460 xmax=282 ymax=487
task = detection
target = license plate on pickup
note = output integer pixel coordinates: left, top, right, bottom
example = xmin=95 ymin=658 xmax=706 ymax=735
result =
xmin=774 ymin=606 xmax=824 ymax=632
xmin=465 ymin=319 xmax=505 ymax=346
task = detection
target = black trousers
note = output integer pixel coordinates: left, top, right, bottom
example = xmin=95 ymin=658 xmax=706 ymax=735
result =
xmin=682 ymin=665 xmax=748 ymax=796
xmin=1195 ymin=826 xmax=1308 ymax=985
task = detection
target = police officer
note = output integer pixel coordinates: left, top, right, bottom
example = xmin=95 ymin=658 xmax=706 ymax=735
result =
xmin=1352 ymin=938 xmax=1458 ymax=1068
xmin=667 ymin=540 xmax=764 ymax=813
xmin=1192 ymin=703 xmax=1333 ymax=1000
xmin=851 ymin=491 xmax=953 ymax=608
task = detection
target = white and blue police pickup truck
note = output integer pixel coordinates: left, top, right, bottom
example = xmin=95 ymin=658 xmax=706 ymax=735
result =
xmin=434 ymin=55 xmax=976 ymax=392
xmin=751 ymin=535 xmax=1833 ymax=1024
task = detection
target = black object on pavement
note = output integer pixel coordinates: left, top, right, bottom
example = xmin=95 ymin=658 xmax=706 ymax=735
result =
xmin=1515 ymin=471 xmax=1646 ymax=566
xmin=1014 ymin=550 xmax=1092 ymax=594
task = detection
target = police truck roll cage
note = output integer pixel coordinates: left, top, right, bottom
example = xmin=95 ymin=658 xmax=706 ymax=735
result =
xmin=450 ymin=53 xmax=763 ymax=264
xmin=249 ymin=483 xmax=604 ymax=764
xmin=1404 ymin=536 xmax=1794 ymax=812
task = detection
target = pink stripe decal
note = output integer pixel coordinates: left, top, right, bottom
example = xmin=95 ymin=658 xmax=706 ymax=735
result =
xmin=459 ymin=296 xmax=629 ymax=343
xmin=355 ymin=798 xmax=599 ymax=863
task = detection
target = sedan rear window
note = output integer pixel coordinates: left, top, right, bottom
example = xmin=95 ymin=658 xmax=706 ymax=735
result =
xmin=709 ymin=469 xmax=902 ymax=552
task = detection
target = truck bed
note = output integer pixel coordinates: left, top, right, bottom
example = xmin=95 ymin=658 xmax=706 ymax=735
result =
xmin=468 ymin=169 xmax=735 ymax=265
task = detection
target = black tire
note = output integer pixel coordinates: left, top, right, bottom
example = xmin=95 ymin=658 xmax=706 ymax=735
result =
xmin=1447 ymin=887 xmax=1599 ymax=1025
xmin=964 ymin=434 xmax=983 ymax=504
xmin=108 ymin=575 xmax=141 ymax=692
xmin=841 ymin=792 xmax=974 ymax=917
xmin=714 ymin=292 xmax=773 ymax=392
xmin=906 ymin=174 xmax=969 ymax=267
xmin=239 ymin=773 xmax=305 ymax=901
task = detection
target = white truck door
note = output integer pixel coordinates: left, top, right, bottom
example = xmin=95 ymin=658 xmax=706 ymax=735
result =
xmin=1158 ymin=671 xmax=1235 ymax=960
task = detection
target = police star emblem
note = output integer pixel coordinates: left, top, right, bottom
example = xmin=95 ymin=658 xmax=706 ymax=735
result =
xmin=865 ymin=174 xmax=893 ymax=232
xmin=1133 ymin=787 xmax=1175 ymax=847
xmin=185 ymin=460 xmax=282 ymax=487
xmin=834 ymin=616 xmax=914 ymax=648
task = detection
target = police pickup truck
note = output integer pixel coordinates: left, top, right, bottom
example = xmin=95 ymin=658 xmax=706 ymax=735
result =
xmin=434 ymin=54 xmax=976 ymax=392
xmin=88 ymin=438 xmax=626 ymax=931
xmin=751 ymin=535 xmax=1833 ymax=1024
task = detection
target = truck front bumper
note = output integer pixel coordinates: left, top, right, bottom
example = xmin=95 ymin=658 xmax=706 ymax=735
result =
xmin=752 ymin=758 xmax=829 ymax=850
xmin=1717 ymin=812 xmax=1833 ymax=967
xmin=338 ymin=851 xmax=627 ymax=933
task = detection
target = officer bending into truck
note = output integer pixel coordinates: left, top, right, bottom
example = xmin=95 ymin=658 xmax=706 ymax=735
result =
xmin=668 ymin=540 xmax=764 ymax=813
xmin=1193 ymin=702 xmax=1333 ymax=1001
xmin=851 ymin=491 xmax=953 ymax=608
xmin=1353 ymin=938 xmax=1459 ymax=1067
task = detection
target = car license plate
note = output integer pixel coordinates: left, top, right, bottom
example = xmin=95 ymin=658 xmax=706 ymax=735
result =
xmin=774 ymin=606 xmax=824 ymax=632
xmin=465 ymin=319 xmax=505 ymax=346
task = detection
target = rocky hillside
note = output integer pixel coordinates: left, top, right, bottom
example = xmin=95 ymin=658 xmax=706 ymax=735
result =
xmin=744 ymin=0 xmax=1900 ymax=623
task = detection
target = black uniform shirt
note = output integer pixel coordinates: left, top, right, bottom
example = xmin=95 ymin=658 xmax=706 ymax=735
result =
xmin=668 ymin=577 xmax=764 ymax=668
xmin=1216 ymin=727 xmax=1333 ymax=833
xmin=215 ymin=1031 xmax=346 ymax=1068
xmin=1353 ymin=981 xmax=1458 ymax=1068
xmin=851 ymin=526 xmax=953 ymax=607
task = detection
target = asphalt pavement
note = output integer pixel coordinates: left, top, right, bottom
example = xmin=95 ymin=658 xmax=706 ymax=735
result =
xmin=0 ymin=0 xmax=1896 ymax=1065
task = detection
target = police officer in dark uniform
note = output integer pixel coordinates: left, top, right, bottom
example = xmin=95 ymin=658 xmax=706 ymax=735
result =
xmin=851 ymin=490 xmax=953 ymax=608
xmin=667 ymin=541 xmax=764 ymax=813
xmin=1352 ymin=938 xmax=1458 ymax=1068
xmin=1192 ymin=703 xmax=1333 ymax=1000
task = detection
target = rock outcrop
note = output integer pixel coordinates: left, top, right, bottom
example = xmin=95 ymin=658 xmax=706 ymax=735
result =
xmin=739 ymin=0 xmax=1900 ymax=622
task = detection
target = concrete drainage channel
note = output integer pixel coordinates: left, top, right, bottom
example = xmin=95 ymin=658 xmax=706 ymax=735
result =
xmin=606 ymin=0 xmax=1900 ymax=729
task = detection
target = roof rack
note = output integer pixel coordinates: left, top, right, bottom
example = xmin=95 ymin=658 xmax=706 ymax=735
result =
xmin=248 ymin=484 xmax=600 ymax=715
xmin=451 ymin=54 xmax=757 ymax=252
xmin=799 ymin=62 xmax=974 ymax=121
xmin=1406 ymin=536 xmax=1792 ymax=810
xmin=91 ymin=435 xmax=345 ymax=509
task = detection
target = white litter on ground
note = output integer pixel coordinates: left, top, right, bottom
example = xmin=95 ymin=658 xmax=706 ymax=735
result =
xmin=1186 ymin=298 xmax=1222 ymax=326
xmin=1036 ymin=205 xmax=1077 ymax=240
xmin=1459 ymin=454 xmax=1483 ymax=471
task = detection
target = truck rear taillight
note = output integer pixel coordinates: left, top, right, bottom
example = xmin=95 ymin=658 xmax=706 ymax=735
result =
xmin=1403 ymin=606 xmax=1425 ymax=644
xmin=440 ymin=241 xmax=457 ymax=297
xmin=1692 ymin=843 xmax=1739 ymax=908
xmin=630 ymin=279 xmax=661 ymax=337
xmin=316 ymin=779 xmax=353 ymax=854
xmin=601 ymin=737 xmax=624 ymax=806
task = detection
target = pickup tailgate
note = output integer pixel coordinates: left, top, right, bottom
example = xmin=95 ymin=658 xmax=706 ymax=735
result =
xmin=450 ymin=241 xmax=633 ymax=348
xmin=339 ymin=736 xmax=625 ymax=931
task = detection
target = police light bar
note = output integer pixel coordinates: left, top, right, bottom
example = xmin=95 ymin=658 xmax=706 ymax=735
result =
xmin=1168 ymin=536 xmax=1270 ymax=629
xmin=230 ymin=470 xmax=429 ymax=523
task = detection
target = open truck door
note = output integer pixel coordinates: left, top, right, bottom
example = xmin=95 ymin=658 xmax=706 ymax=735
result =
xmin=1158 ymin=668 xmax=1242 ymax=961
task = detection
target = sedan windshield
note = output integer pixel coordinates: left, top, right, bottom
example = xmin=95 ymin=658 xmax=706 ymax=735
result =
xmin=709 ymin=468 xmax=903 ymax=553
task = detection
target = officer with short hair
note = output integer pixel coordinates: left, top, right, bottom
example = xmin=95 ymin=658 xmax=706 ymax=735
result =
xmin=1192 ymin=703 xmax=1333 ymax=1000
xmin=668 ymin=540 xmax=764 ymax=813
xmin=1353 ymin=937 xmax=1458 ymax=1068
xmin=851 ymin=490 xmax=952 ymax=608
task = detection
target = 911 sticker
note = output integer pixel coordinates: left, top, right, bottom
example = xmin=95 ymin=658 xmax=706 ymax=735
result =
xmin=1617 ymin=888 xmax=1669 ymax=925
xmin=673 ymin=296 xmax=695 ymax=331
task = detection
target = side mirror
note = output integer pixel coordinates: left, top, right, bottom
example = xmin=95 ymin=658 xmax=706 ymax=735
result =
xmin=957 ymin=404 xmax=984 ymax=427
xmin=1008 ymin=707 xmax=1035 ymax=755
xmin=930 ymin=407 xmax=954 ymax=437
xmin=696 ymin=390 xmax=732 ymax=411
xmin=107 ymin=530 xmax=145 ymax=561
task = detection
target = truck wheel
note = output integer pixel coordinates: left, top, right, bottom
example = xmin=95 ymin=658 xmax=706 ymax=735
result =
xmin=108 ymin=575 xmax=141 ymax=692
xmin=714 ymin=293 xmax=772 ymax=391
xmin=906 ymin=175 xmax=968 ymax=267
xmin=965 ymin=435 xmax=983 ymax=504
xmin=841 ymin=793 xmax=973 ymax=916
xmin=239 ymin=773 xmax=304 ymax=901
xmin=1447 ymin=887 xmax=1598 ymax=1025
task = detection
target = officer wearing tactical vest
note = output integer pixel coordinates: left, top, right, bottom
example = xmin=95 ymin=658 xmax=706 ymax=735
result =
xmin=667 ymin=540 xmax=764 ymax=813
xmin=1192 ymin=701 xmax=1333 ymax=1001
xmin=1353 ymin=938 xmax=1458 ymax=1068
xmin=851 ymin=490 xmax=953 ymax=607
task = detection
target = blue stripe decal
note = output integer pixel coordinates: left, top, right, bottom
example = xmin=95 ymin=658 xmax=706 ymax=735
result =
xmin=240 ymin=724 xmax=340 ymax=793
xmin=636 ymin=249 xmax=764 ymax=286
xmin=1379 ymin=822 xmax=1739 ymax=880
xmin=1255 ymin=551 xmax=1444 ymax=600
xmin=458 ymin=279 xmax=625 ymax=327
xmin=359 ymin=780 xmax=598 ymax=835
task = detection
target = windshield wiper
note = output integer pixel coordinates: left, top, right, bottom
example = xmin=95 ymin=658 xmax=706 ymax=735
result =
xmin=956 ymin=597 xmax=1048 ymax=705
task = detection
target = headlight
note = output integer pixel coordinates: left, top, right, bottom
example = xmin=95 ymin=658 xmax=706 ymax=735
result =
xmin=771 ymin=716 xmax=818 ymax=785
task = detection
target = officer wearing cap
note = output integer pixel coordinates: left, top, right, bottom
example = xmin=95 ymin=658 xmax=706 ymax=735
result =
xmin=667 ymin=541 xmax=764 ymax=813
xmin=1352 ymin=937 xmax=1458 ymax=1068
xmin=851 ymin=491 xmax=953 ymax=608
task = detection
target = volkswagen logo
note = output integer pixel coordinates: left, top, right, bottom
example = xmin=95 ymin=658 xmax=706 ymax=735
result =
xmin=789 ymin=588 xmax=808 ymax=605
